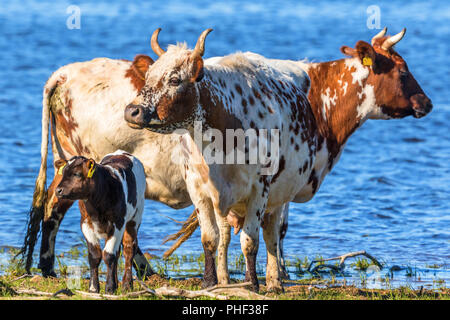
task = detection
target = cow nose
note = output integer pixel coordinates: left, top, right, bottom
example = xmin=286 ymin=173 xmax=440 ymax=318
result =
xmin=56 ymin=187 xmax=64 ymax=197
xmin=411 ymin=94 xmax=433 ymax=118
xmin=124 ymin=104 xmax=148 ymax=127
xmin=124 ymin=104 xmax=160 ymax=127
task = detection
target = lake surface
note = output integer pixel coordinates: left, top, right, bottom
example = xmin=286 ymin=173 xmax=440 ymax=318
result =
xmin=0 ymin=0 xmax=448 ymax=289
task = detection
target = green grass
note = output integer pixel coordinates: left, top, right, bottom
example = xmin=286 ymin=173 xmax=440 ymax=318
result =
xmin=0 ymin=248 xmax=448 ymax=300
xmin=0 ymin=273 xmax=448 ymax=300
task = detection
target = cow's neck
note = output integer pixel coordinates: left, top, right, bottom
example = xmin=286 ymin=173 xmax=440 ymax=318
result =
xmin=85 ymin=166 xmax=119 ymax=214
xmin=305 ymin=58 xmax=370 ymax=169
xmin=197 ymin=74 xmax=245 ymax=134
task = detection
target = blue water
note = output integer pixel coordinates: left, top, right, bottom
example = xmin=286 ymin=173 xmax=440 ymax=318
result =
xmin=0 ymin=0 xmax=448 ymax=289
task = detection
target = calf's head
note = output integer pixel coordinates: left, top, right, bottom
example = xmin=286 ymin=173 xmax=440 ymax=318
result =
xmin=55 ymin=157 xmax=97 ymax=200
xmin=340 ymin=28 xmax=432 ymax=119
xmin=124 ymin=28 xmax=212 ymax=133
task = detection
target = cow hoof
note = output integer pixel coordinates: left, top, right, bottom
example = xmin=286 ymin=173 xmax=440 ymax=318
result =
xmin=266 ymin=285 xmax=284 ymax=294
xmin=248 ymin=283 xmax=260 ymax=293
xmin=41 ymin=269 xmax=57 ymax=278
xmin=201 ymin=278 xmax=217 ymax=289
xmin=121 ymin=281 xmax=133 ymax=292
xmin=89 ymin=281 xmax=100 ymax=293
xmin=217 ymin=278 xmax=230 ymax=286
xmin=280 ymin=269 xmax=290 ymax=280
xmin=105 ymin=286 xmax=117 ymax=295
xmin=105 ymin=280 xmax=117 ymax=295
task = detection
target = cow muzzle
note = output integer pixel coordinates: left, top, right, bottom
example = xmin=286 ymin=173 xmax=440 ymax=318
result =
xmin=411 ymin=94 xmax=433 ymax=118
xmin=124 ymin=104 xmax=161 ymax=128
xmin=55 ymin=187 xmax=68 ymax=199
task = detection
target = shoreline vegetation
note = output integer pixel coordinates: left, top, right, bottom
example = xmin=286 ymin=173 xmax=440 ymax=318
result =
xmin=0 ymin=247 xmax=448 ymax=300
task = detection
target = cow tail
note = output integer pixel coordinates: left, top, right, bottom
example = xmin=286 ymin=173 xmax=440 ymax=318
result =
xmin=18 ymin=74 xmax=61 ymax=273
xmin=162 ymin=209 xmax=200 ymax=259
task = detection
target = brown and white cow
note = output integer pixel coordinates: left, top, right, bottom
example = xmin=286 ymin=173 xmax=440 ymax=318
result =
xmin=54 ymin=150 xmax=146 ymax=293
xmin=125 ymin=28 xmax=319 ymax=292
xmin=271 ymin=27 xmax=431 ymax=279
xmin=22 ymin=55 xmax=191 ymax=277
xmin=23 ymin=48 xmax=236 ymax=286
xmin=141 ymin=27 xmax=433 ymax=292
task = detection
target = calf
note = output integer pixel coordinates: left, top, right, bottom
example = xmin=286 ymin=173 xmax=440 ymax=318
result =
xmin=55 ymin=150 xmax=146 ymax=294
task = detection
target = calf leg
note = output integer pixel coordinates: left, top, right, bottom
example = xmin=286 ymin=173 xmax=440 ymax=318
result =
xmin=122 ymin=221 xmax=138 ymax=292
xmin=103 ymin=229 xmax=123 ymax=294
xmin=39 ymin=174 xmax=74 ymax=277
xmin=86 ymin=242 xmax=102 ymax=293
xmin=79 ymin=208 xmax=102 ymax=293
xmin=217 ymin=215 xmax=231 ymax=285
xmin=263 ymin=204 xmax=285 ymax=293
xmin=103 ymin=250 xmax=119 ymax=294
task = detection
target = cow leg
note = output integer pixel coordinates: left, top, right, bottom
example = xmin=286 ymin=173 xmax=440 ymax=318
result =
xmin=217 ymin=215 xmax=231 ymax=285
xmin=122 ymin=221 xmax=138 ymax=292
xmin=240 ymin=190 xmax=267 ymax=292
xmin=278 ymin=203 xmax=289 ymax=280
xmin=262 ymin=204 xmax=285 ymax=293
xmin=103 ymin=229 xmax=123 ymax=294
xmin=39 ymin=174 xmax=74 ymax=277
xmin=103 ymin=251 xmax=119 ymax=294
xmin=196 ymin=201 xmax=219 ymax=288
xmin=87 ymin=243 xmax=102 ymax=293
xmin=133 ymin=247 xmax=154 ymax=279
xmin=79 ymin=210 xmax=102 ymax=292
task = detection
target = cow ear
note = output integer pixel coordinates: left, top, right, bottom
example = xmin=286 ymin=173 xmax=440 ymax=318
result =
xmin=54 ymin=159 xmax=67 ymax=175
xmin=195 ymin=68 xmax=204 ymax=82
xmin=191 ymin=56 xmax=205 ymax=82
xmin=131 ymin=54 xmax=154 ymax=80
xmin=54 ymin=159 xmax=66 ymax=169
xmin=85 ymin=159 xmax=96 ymax=178
xmin=355 ymin=41 xmax=377 ymax=68
xmin=340 ymin=45 xmax=357 ymax=57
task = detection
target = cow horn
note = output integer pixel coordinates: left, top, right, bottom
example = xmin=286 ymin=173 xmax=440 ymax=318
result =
xmin=192 ymin=28 xmax=213 ymax=58
xmin=371 ymin=27 xmax=387 ymax=45
xmin=381 ymin=28 xmax=406 ymax=51
xmin=151 ymin=28 xmax=166 ymax=57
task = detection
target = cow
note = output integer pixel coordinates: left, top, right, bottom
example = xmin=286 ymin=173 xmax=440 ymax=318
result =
xmin=124 ymin=28 xmax=320 ymax=292
xmin=21 ymin=54 xmax=184 ymax=278
xmin=54 ymin=150 xmax=146 ymax=293
xmin=128 ymin=27 xmax=433 ymax=292
xmin=21 ymin=47 xmax=234 ymax=286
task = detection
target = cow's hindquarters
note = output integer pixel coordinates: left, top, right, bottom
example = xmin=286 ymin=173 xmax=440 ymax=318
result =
xmin=20 ymin=74 xmax=63 ymax=273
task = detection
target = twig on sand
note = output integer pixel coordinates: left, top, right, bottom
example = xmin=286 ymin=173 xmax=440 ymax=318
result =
xmin=307 ymin=250 xmax=383 ymax=273
xmin=73 ymin=290 xmax=149 ymax=300
xmin=12 ymin=287 xmax=74 ymax=298
xmin=11 ymin=274 xmax=33 ymax=281
xmin=13 ymin=288 xmax=55 ymax=297
xmin=206 ymin=281 xmax=253 ymax=291
xmin=10 ymin=278 xmax=271 ymax=300
xmin=135 ymin=278 xmax=272 ymax=300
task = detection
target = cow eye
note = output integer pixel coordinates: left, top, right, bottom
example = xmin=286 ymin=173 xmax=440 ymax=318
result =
xmin=169 ymin=77 xmax=181 ymax=86
xmin=399 ymin=69 xmax=409 ymax=78
xmin=73 ymin=172 xmax=83 ymax=178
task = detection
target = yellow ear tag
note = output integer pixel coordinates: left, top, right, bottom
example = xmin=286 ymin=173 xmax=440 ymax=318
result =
xmin=57 ymin=163 xmax=66 ymax=175
xmin=87 ymin=163 xmax=96 ymax=178
xmin=363 ymin=57 xmax=373 ymax=66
